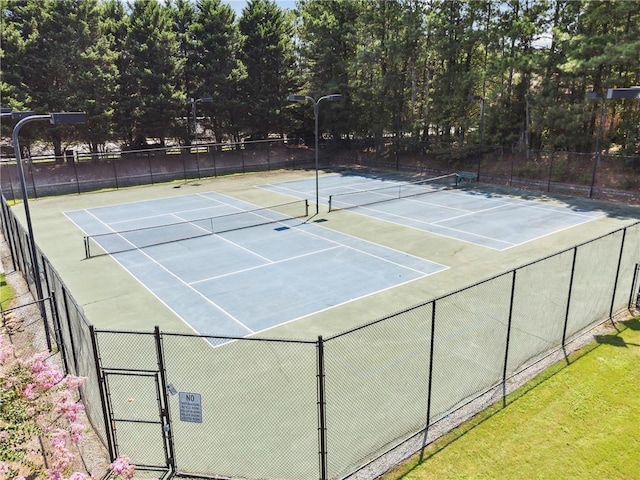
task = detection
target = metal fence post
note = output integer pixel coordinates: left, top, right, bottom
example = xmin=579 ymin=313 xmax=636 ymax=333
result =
xmin=154 ymin=326 xmax=176 ymax=473
xmin=89 ymin=325 xmax=116 ymax=461
xmin=37 ymin=253 xmax=53 ymax=351
xmin=628 ymin=263 xmax=640 ymax=310
xmin=180 ymin=147 xmax=187 ymax=181
xmin=609 ymin=228 xmax=627 ymax=320
xmin=0 ymin=195 xmax=18 ymax=271
xmin=420 ymin=300 xmax=437 ymax=460
xmin=111 ymin=155 xmax=119 ymax=190
xmin=562 ymin=247 xmax=578 ymax=348
xmin=502 ymin=270 xmax=517 ymax=406
xmin=50 ymin=292 xmax=70 ymax=375
xmin=317 ymin=336 xmax=327 ymax=480
xmin=147 ymin=152 xmax=154 ymax=185
xmin=61 ymin=290 xmax=80 ymax=376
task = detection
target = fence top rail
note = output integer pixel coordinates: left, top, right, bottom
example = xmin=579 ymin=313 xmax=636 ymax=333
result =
xmin=0 ymin=137 xmax=295 ymax=161
xmin=93 ymin=327 xmax=317 ymax=344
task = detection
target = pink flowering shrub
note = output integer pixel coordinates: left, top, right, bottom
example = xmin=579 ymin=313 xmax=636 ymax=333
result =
xmin=109 ymin=456 xmax=136 ymax=479
xmin=0 ymin=336 xmax=153 ymax=479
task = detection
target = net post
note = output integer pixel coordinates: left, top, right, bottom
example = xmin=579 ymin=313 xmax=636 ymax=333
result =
xmin=328 ymin=195 xmax=333 ymax=213
xmin=305 ymin=199 xmax=310 ymax=217
xmin=84 ymin=236 xmax=90 ymax=259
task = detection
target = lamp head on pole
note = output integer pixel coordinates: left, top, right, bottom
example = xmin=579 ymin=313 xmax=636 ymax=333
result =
xmin=288 ymin=94 xmax=308 ymax=103
xmin=188 ymin=96 xmax=214 ymax=105
xmin=606 ymin=87 xmax=640 ymax=100
xmin=50 ymin=112 xmax=87 ymax=125
xmin=323 ymin=94 xmax=343 ymax=102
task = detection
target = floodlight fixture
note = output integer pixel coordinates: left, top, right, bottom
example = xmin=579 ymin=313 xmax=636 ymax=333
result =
xmin=606 ymin=87 xmax=640 ymax=100
xmin=288 ymin=94 xmax=308 ymax=102
xmin=50 ymin=112 xmax=87 ymax=125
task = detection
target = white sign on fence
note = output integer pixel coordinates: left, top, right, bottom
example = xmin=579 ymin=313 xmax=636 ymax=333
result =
xmin=179 ymin=392 xmax=202 ymax=423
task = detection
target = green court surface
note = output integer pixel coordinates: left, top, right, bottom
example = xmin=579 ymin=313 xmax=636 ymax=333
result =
xmin=21 ymin=170 xmax=639 ymax=337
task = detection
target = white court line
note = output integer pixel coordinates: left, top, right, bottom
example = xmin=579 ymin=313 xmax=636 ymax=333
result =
xmin=431 ymin=202 xmax=514 ymax=224
xmin=354 ymin=201 xmax=515 ymax=249
xmin=443 ymin=189 xmax=604 ymax=218
xmin=186 ymin=206 xmax=437 ymax=282
xmin=190 ymin=245 xmax=342 ymax=285
xmin=108 ymin=197 xmax=244 ymax=227
xmin=293 ymin=221 xmax=448 ymax=275
xmin=73 ymin=191 xmax=448 ymax=339
xmin=82 ymin=209 xmax=254 ymax=335
xmin=247 ymin=266 xmax=443 ymax=339
xmin=203 ymin=227 xmax=278 ymax=264
xmin=259 ymin=182 xmax=315 ymax=197
xmin=341 ymin=188 xmax=604 ymax=250
xmin=65 ymin=188 xmax=234 ymax=214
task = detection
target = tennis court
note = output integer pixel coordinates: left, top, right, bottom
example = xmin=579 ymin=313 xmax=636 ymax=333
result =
xmin=10 ymin=167 xmax=640 ymax=480
xmin=261 ymin=171 xmax=605 ymax=249
xmin=65 ymin=190 xmax=446 ymax=337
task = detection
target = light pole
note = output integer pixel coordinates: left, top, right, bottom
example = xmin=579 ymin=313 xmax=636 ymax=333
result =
xmin=467 ymin=95 xmax=485 ymax=181
xmin=587 ymin=87 xmax=640 ymax=198
xmin=587 ymin=92 xmax=606 ymax=198
xmin=11 ymin=112 xmax=86 ymax=319
xmin=288 ymin=93 xmax=343 ymax=214
xmin=187 ymin=97 xmax=213 ymax=178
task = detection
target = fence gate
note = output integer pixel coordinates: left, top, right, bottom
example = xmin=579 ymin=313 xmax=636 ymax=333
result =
xmin=102 ymin=369 xmax=173 ymax=473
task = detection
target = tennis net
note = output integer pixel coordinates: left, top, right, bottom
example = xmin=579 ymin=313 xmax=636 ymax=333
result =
xmin=328 ymin=173 xmax=458 ymax=212
xmin=84 ymin=199 xmax=309 ymax=259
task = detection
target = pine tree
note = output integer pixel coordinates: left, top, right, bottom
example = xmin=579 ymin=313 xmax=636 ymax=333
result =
xmin=238 ymin=0 xmax=296 ymax=138
xmin=118 ymin=0 xmax=182 ymax=147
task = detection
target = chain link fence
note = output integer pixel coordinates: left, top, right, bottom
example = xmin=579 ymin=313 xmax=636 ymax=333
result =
xmin=0 ymin=139 xmax=316 ymax=200
xmin=2 ymin=139 xmax=638 ymax=205
xmin=2 ymin=190 xmax=639 ymax=479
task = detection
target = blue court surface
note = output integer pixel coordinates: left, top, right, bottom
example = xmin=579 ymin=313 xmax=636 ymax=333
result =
xmin=261 ymin=172 xmax=605 ymax=250
xmin=65 ymin=192 xmax=446 ymax=337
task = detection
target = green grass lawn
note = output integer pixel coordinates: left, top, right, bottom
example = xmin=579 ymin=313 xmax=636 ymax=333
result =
xmin=0 ymin=273 xmax=13 ymax=310
xmin=383 ymin=317 xmax=640 ymax=480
